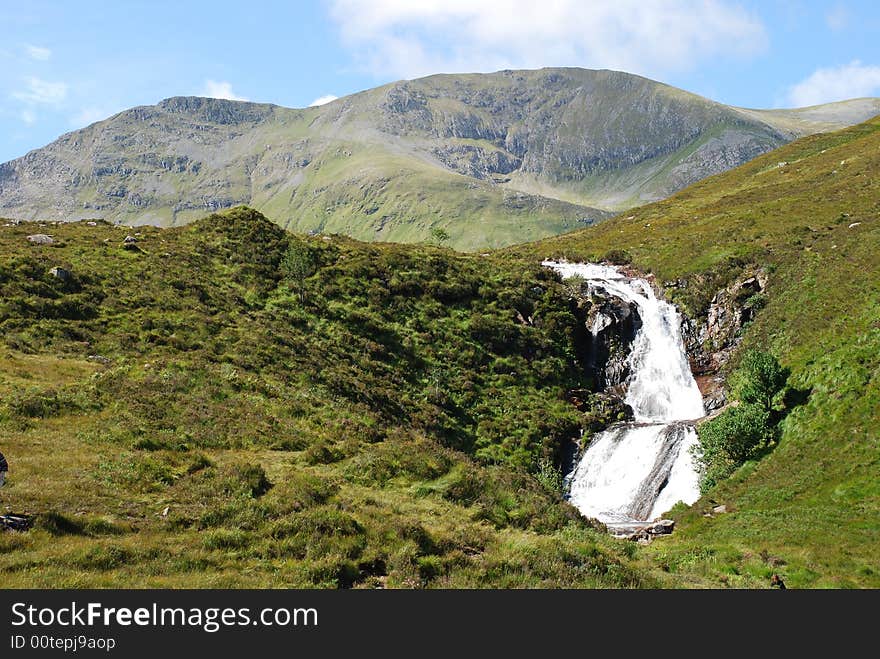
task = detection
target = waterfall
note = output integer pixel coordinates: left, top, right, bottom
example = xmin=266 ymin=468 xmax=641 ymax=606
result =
xmin=544 ymin=261 xmax=704 ymax=533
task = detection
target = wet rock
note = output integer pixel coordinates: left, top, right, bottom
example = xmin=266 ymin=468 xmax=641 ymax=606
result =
xmin=620 ymin=519 xmax=676 ymax=542
xmin=27 ymin=234 xmax=54 ymax=245
xmin=581 ymin=292 xmax=642 ymax=392
xmin=569 ymin=390 xmax=634 ymax=431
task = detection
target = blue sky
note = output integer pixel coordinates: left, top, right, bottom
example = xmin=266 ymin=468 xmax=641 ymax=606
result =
xmin=2 ymin=0 xmax=880 ymax=163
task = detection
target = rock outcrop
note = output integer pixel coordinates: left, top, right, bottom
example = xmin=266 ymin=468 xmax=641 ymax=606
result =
xmin=569 ymin=281 xmax=643 ymax=394
xmin=679 ymin=269 xmax=769 ymax=412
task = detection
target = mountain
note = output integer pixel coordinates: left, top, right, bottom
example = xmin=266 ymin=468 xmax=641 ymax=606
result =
xmin=2 ymin=68 xmax=878 ymax=250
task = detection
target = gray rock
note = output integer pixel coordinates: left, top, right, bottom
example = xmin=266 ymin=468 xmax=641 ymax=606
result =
xmin=620 ymin=519 xmax=676 ymax=542
xmin=27 ymin=234 xmax=54 ymax=245
xmin=712 ymin=504 xmax=728 ymax=514
xmin=122 ymin=235 xmax=143 ymax=252
xmin=680 ymin=268 xmax=769 ymax=410
xmin=48 ymin=266 xmax=72 ymax=281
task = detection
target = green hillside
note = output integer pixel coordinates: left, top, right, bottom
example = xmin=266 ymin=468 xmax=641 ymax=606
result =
xmin=520 ymin=116 xmax=880 ymax=587
xmin=0 ymin=208 xmax=649 ymax=587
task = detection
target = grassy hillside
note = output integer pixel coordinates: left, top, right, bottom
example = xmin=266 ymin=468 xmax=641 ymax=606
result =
xmin=0 ymin=208 xmax=651 ymax=588
xmin=2 ymin=117 xmax=878 ymax=589
xmin=519 ymin=116 xmax=880 ymax=587
xmin=3 ymin=68 xmax=877 ymax=251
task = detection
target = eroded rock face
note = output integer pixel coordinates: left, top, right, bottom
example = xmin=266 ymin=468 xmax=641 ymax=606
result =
xmin=586 ymin=293 xmax=642 ymax=395
xmin=679 ymin=269 xmax=769 ymax=410
xmin=431 ymin=144 xmax=522 ymax=180
xmin=564 ymin=275 xmax=644 ymax=402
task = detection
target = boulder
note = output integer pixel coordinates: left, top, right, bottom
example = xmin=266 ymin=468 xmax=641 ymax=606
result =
xmin=621 ymin=519 xmax=675 ymax=542
xmin=27 ymin=234 xmax=54 ymax=245
xmin=0 ymin=514 xmax=32 ymax=532
xmin=577 ymin=290 xmax=642 ymax=392
xmin=123 ymin=235 xmax=143 ymax=252
xmin=49 ymin=266 xmax=72 ymax=281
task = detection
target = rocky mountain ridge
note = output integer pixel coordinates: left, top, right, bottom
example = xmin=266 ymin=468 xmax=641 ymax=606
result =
xmin=1 ymin=68 xmax=878 ymax=249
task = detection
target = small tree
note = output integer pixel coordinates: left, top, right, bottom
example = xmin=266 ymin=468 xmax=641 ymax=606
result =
xmin=281 ymin=240 xmax=315 ymax=303
xmin=429 ymin=227 xmax=450 ymax=245
xmin=730 ymin=350 xmax=790 ymax=410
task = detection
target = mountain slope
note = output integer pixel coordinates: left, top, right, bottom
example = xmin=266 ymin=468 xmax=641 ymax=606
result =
xmin=2 ymin=68 xmax=877 ymax=250
xmin=518 ymin=116 xmax=880 ymax=587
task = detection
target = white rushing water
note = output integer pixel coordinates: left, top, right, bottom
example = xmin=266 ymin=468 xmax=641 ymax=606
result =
xmin=544 ymin=261 xmax=705 ymax=531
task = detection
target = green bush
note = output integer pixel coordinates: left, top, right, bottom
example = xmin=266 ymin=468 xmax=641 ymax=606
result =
xmin=693 ymin=403 xmax=776 ymax=491
xmin=225 ymin=463 xmax=272 ymax=498
xmin=694 ymin=350 xmax=788 ymax=492
xmin=535 ymin=457 xmax=564 ymax=494
xmin=730 ymin=350 xmax=790 ymax=410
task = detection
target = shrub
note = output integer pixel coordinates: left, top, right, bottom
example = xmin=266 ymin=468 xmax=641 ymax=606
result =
xmin=730 ymin=350 xmax=790 ymax=410
xmin=694 ymin=350 xmax=789 ymax=492
xmin=281 ymin=240 xmax=316 ymax=303
xmin=535 ymin=457 xmax=564 ymax=494
xmin=693 ymin=403 xmax=776 ymax=491
xmin=226 ymin=463 xmax=272 ymax=498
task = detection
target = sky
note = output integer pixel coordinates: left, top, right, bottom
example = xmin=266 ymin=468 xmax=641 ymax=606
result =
xmin=2 ymin=0 xmax=880 ymax=162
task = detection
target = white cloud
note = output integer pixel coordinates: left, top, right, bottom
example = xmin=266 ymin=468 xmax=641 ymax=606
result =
xmin=11 ymin=77 xmax=68 ymax=105
xmin=200 ymin=80 xmax=248 ymax=101
xmin=825 ymin=5 xmax=850 ymax=32
xmin=25 ymin=44 xmax=51 ymax=61
xmin=328 ymin=0 xmax=767 ymax=80
xmin=20 ymin=109 xmax=36 ymax=125
xmin=70 ymin=107 xmax=110 ymax=128
xmin=309 ymin=94 xmax=339 ymax=107
xmin=787 ymin=61 xmax=880 ymax=107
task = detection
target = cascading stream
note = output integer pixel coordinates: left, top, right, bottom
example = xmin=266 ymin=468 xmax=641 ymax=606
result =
xmin=543 ymin=261 xmax=705 ymax=533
